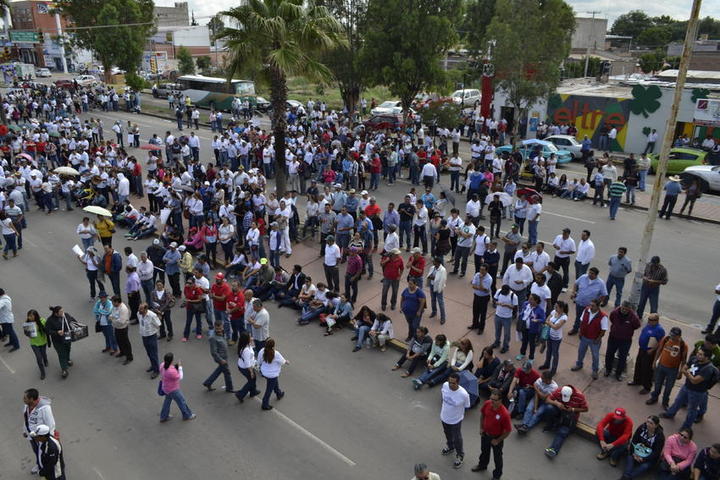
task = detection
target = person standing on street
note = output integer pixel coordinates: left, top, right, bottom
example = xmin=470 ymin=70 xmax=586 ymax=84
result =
xmin=203 ymin=321 xmax=234 ymax=393
xmin=23 ymin=388 xmax=56 ymax=475
xmin=258 ymin=338 xmax=288 ymax=410
xmin=552 ymin=228 xmax=576 ymax=290
xmin=381 ymin=249 xmax=404 ymax=311
xmin=234 ymin=332 xmax=261 ymax=402
xmin=248 ymin=299 xmax=270 ymax=354
xmin=472 ymin=389 xmax=512 ymax=478
xmin=571 ymin=299 xmax=609 ymax=380
xmin=159 ymin=352 xmax=196 ymax=422
xmin=451 ymin=217 xmax=476 ymax=278
xmin=151 ymin=281 xmax=174 ymax=341
xmin=605 ymin=247 xmax=632 ymax=308
xmin=102 ymin=245 xmax=123 ymax=296
xmin=659 ymin=175 xmax=682 ymax=219
xmin=45 ymin=306 xmax=77 ymax=379
xmin=569 ymin=267 xmax=608 ymax=335
xmin=604 ymin=302 xmax=641 ymax=381
xmin=138 ymin=303 xmax=161 ymax=379
xmin=323 ymin=235 xmax=341 ymax=292
xmin=502 ymin=257 xmax=533 ymax=308
xmin=427 ymin=257 xmax=447 ymax=325
xmin=162 ymin=242 xmax=182 ymax=298
xmin=637 ymin=256 xmax=668 ymax=319
xmin=440 ymin=372 xmax=471 ymax=469
xmin=29 ymin=424 xmax=66 ymax=480
xmin=470 ymin=264 xmax=493 ymax=334
xmin=499 ymin=224 xmax=521 ymax=276
xmin=76 ymin=217 xmax=97 ymax=251
xmin=636 ymin=153 xmax=651 ymax=192
xmin=574 ymin=230 xmax=595 ymax=280
xmin=110 ymin=295 xmax=133 ymax=365
xmin=628 ymin=314 xmax=666 ymax=393
xmin=401 ymin=278 xmax=426 ymax=342
xmin=0 ymin=288 xmax=20 ymax=351
xmin=701 ymin=282 xmax=720 ymax=335
xmin=608 ymin=177 xmax=627 ymax=220
xmin=647 ymin=327 xmax=688 ymax=409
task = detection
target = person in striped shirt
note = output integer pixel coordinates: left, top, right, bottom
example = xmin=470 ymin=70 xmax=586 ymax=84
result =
xmin=608 ymin=177 xmax=627 ymax=220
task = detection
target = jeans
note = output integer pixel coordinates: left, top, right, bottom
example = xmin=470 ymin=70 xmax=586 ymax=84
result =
xmin=659 ymin=195 xmax=678 ymax=219
xmin=651 ymin=364 xmax=679 ymax=406
xmin=442 ymin=421 xmax=464 ymax=457
xmin=403 ymin=311 xmax=421 ymax=339
xmin=101 ymin=324 xmax=118 ymax=351
xmin=213 ymin=310 xmax=230 ymax=340
xmin=707 ymin=299 xmax=720 ymax=332
xmin=574 ymin=261 xmax=589 ymax=280
xmin=31 ymin=344 xmax=48 ymax=376
xmin=575 ymin=335 xmax=601 ymax=373
xmin=396 ymin=353 xmax=426 ymax=374
xmin=543 ymin=338 xmax=562 ymax=374
xmin=514 ymin=216 xmax=526 ymax=235
xmin=609 ymin=196 xmax=621 ymax=219
xmin=604 ymin=337 xmax=632 ymax=376
xmin=549 ymin=423 xmax=574 ymax=453
xmin=450 ymin=171 xmax=460 ymax=191
xmin=235 ymin=367 xmax=259 ymax=400
xmin=665 ymin=385 xmax=707 ymax=430
xmin=598 ymin=429 xmax=627 ymax=461
xmin=453 ymin=246 xmax=470 ymax=275
xmin=520 ymin=331 xmax=538 ymax=360
xmin=622 ymin=453 xmax=654 ymax=479
xmin=324 ymin=264 xmax=340 ymax=292
xmin=142 ymin=335 xmax=159 ymax=373
xmin=413 ymin=225 xmax=427 ymax=253
xmin=53 ymin=340 xmax=71 ymax=370
xmin=344 ymin=274 xmax=359 ymax=303
xmin=261 ymin=375 xmax=283 ymax=408
xmin=523 ymin=400 xmax=553 ymax=428
xmin=494 ymin=315 xmax=512 ymax=349
xmin=3 ymin=233 xmax=17 ymax=255
xmin=637 ymin=284 xmax=660 ymax=319
xmin=160 ymin=389 xmax=193 ymax=420
xmin=417 ymin=364 xmax=447 ymax=384
xmin=399 ymin=220 xmax=412 ymax=249
xmin=516 ymin=386 xmax=535 ymax=415
xmin=184 ymin=309 xmax=202 ymax=338
xmin=204 ymin=362 xmax=234 ymax=391
xmin=572 ymin=303 xmax=587 ymax=331
xmin=605 ymin=275 xmax=625 ymax=307
xmin=381 ymin=278 xmax=399 ymax=309
xmin=81 ymin=237 xmax=95 ymax=251
xmin=638 ymin=170 xmax=648 ymax=191
xmin=478 ymin=433 xmax=504 ymax=479
xmin=430 ymin=289 xmax=446 ymax=321
xmin=625 ymin=186 xmax=636 ymax=204
xmin=108 ymin=271 xmax=121 ymax=296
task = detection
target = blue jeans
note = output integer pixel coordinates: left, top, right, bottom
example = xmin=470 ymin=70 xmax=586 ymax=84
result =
xmin=494 ymin=315 xmax=512 ymax=349
xmin=355 ymin=324 xmax=371 ymax=348
xmin=605 ymin=275 xmax=625 ymax=307
xmin=1 ymin=322 xmax=20 ymax=349
xmin=528 ymin=220 xmax=539 ymax=246
xmin=622 ymin=453 xmax=653 ymax=479
xmin=523 ymin=400 xmax=552 ymax=428
xmin=543 ymin=338 xmax=562 ymax=374
xmin=204 ymin=362 xmax=233 ymax=391
xmin=235 ymin=367 xmax=259 ymax=401
xmin=403 ymin=311 xmax=421 ymax=340
xmin=637 ymin=284 xmax=660 ymax=319
xmin=638 ymin=170 xmax=647 ymax=191
xmin=399 ymin=220 xmax=412 ymax=249
xmin=416 ymin=363 xmax=448 ymax=385
xmin=516 ymin=387 xmax=534 ymax=415
xmin=141 ymin=279 xmax=154 ymax=304
xmin=575 ymin=335 xmax=601 ymax=374
xmin=430 ymin=289 xmax=446 ymax=321
xmin=665 ymin=384 xmax=706 ymax=430
xmin=160 ymin=389 xmax=193 ymax=420
xmin=450 ymin=171 xmax=460 ymax=191
xmin=261 ymin=375 xmax=283 ymax=408
xmin=609 ymin=196 xmax=621 ymax=219
xmin=301 ymin=305 xmax=326 ymax=324
xmin=514 ymin=216 xmax=526 ymax=235
xmin=101 ymin=324 xmax=118 ymax=351
xmin=370 ymin=173 xmax=380 ymax=190
xmin=651 ymin=364 xmax=678 ymax=406
xmin=708 ymin=299 xmax=720 ymax=331
xmin=3 ymin=233 xmax=17 ymax=255
xmin=142 ymin=335 xmax=160 ymax=373
xmin=184 ymin=309 xmax=202 ymax=338
xmin=81 ymin=237 xmax=94 ymax=251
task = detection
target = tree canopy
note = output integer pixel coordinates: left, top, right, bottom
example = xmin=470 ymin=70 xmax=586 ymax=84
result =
xmin=177 ymin=46 xmax=195 ymax=75
xmin=361 ymin=0 xmax=462 ymax=115
xmin=612 ymin=11 xmax=720 ymax=49
xmin=58 ymin=0 xmax=154 ymax=80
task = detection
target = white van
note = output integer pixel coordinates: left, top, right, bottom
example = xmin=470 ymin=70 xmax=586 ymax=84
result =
xmin=451 ymin=89 xmax=481 ymax=107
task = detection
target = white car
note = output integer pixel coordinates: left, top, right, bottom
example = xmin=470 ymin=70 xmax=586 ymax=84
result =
xmin=450 ymin=89 xmax=481 ymax=107
xmin=371 ymin=100 xmax=416 ymax=116
xmin=36 ymin=68 xmax=52 ymax=78
xmin=681 ymin=165 xmax=720 ymax=192
xmin=544 ymin=135 xmax=583 ymax=159
xmin=75 ymin=75 xmax=98 ymax=87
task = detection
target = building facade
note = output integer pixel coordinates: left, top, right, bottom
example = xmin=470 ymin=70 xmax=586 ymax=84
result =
xmin=9 ymin=0 xmax=72 ymax=70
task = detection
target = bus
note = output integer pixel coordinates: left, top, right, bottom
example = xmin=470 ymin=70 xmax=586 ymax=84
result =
xmin=176 ymin=75 xmax=256 ymax=111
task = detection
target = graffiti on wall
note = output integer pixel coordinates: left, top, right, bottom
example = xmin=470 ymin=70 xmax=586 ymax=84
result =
xmin=547 ymin=93 xmax=631 ymax=151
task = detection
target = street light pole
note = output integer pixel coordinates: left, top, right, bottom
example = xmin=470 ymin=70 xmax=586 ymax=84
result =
xmin=627 ymin=0 xmax=702 ymax=312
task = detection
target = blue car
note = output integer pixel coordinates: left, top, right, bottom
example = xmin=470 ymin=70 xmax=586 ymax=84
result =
xmin=496 ymin=139 xmax=574 ymax=165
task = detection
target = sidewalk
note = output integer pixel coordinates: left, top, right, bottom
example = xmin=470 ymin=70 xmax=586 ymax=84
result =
xmin=285 ymin=241 xmax=719 ymax=446
xmin=628 ymin=186 xmax=720 ymax=224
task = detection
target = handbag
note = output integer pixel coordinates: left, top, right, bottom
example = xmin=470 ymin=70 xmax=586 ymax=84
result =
xmin=94 ymin=321 xmax=102 ymax=333
xmin=65 ymin=315 xmax=89 ymax=342
xmin=190 ymin=299 xmax=205 ymax=313
xmin=157 ymin=380 xmax=165 ymax=396
xmin=540 ymin=324 xmax=550 ymax=341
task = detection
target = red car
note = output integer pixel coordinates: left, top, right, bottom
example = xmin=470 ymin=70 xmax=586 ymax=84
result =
xmin=363 ymin=114 xmax=405 ymax=131
xmin=54 ymin=79 xmax=74 ymax=88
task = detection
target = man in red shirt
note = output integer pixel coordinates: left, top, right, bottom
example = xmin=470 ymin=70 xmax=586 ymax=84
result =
xmin=407 ymin=248 xmax=426 ymax=289
xmin=544 ymin=384 xmax=589 ymax=458
xmin=210 ymin=273 xmax=233 ymax=341
xmin=380 ymin=249 xmax=404 ymax=311
xmin=507 ymin=361 xmax=540 ymax=419
xmin=226 ymin=280 xmax=245 ymax=345
xmin=472 ymin=390 xmax=512 ymax=478
xmin=595 ymin=407 xmax=634 ymax=466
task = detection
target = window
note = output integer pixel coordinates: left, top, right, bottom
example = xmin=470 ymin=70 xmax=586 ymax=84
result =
xmin=669 ymin=152 xmax=698 ymax=161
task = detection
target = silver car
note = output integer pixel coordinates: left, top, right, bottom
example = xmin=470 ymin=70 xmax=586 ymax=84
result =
xmin=544 ymin=135 xmax=583 ymax=159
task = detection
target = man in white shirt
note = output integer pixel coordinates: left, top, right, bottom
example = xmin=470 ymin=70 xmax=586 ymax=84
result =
xmin=323 ymin=235 xmax=342 ymax=292
xmin=427 ymin=257 xmax=447 ymax=324
xmin=552 ymin=228 xmax=576 ymax=289
xmin=526 ymin=242 xmax=550 ymax=275
xmin=472 ymin=225 xmax=490 ymax=274
xmin=530 ymin=274 xmax=552 ymax=312
xmin=420 ymin=161 xmax=438 ymax=189
xmin=137 ymin=303 xmax=162 ymax=377
xmin=384 ymin=225 xmax=400 ymax=254
xmin=574 ymin=229 xmax=595 ymax=280
xmin=137 ymin=252 xmax=155 ymax=303
xmin=502 ymin=257 xmax=534 ymax=306
xmin=413 ymin=200 xmax=429 ymax=255
xmin=440 ymin=373 xmax=471 ymax=469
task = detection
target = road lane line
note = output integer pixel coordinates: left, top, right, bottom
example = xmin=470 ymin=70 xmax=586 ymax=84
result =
xmin=0 ymin=355 xmax=16 ymax=374
xmin=92 ymin=468 xmax=106 ymax=480
xmin=255 ymin=399 xmax=356 ymax=466
xmin=543 ymin=211 xmax=596 ymax=224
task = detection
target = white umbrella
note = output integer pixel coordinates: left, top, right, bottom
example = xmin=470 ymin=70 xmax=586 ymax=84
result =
xmin=83 ymin=205 xmax=113 ymax=217
xmin=54 ymin=166 xmax=80 ymax=176
xmin=485 ymin=192 xmax=513 ymax=207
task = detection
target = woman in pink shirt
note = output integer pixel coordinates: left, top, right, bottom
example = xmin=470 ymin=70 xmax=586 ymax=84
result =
xmin=159 ymin=352 xmax=196 ymax=422
xmin=659 ymin=427 xmax=697 ymax=479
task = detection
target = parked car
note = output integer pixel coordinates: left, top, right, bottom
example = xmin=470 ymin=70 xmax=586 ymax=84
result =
xmin=681 ymin=165 xmax=720 ymax=193
xmin=255 ymin=96 xmax=271 ymax=112
xmin=450 ymin=89 xmax=481 ymax=107
xmin=54 ymin=79 xmax=73 ymax=88
xmin=152 ymin=83 xmax=182 ymax=99
xmin=496 ymin=138 xmax=574 ymax=164
xmin=371 ymin=100 xmax=416 ymax=116
xmin=35 ymin=68 xmax=52 ymax=78
xmin=649 ymin=147 xmax=712 ymax=175
xmin=286 ymin=99 xmax=303 ymax=110
xmin=544 ymin=135 xmax=582 ymax=159
xmin=363 ymin=114 xmax=405 ymax=131
xmin=74 ymin=75 xmax=98 ymax=87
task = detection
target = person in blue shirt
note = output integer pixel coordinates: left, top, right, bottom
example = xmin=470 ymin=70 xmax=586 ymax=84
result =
xmin=628 ymin=313 xmax=665 ymax=392
xmin=421 ymin=188 xmax=436 ymax=212
xmin=335 ymin=207 xmax=355 ymax=257
xmin=162 ymin=243 xmax=182 ymax=297
xmin=569 ymin=267 xmax=608 ymax=335
xmin=400 ymin=278 xmax=426 ymax=341
xmin=659 ymin=176 xmax=682 ymax=219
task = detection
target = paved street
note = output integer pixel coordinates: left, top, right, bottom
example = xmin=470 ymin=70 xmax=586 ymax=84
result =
xmin=1 ymin=106 xmax=718 ymax=479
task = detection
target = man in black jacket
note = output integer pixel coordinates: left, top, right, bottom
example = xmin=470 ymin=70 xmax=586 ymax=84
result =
xmin=30 ymin=425 xmax=66 ymax=480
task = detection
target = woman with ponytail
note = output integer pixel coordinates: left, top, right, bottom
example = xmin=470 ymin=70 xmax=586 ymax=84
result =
xmin=159 ymin=352 xmax=196 ymax=422
xmin=257 ymin=338 xmax=289 ymax=410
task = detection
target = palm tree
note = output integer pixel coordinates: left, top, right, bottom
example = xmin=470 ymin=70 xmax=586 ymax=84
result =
xmin=217 ymin=0 xmax=345 ymax=195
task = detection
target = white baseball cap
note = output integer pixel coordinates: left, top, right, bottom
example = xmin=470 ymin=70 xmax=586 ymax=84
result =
xmin=561 ymin=386 xmax=573 ymax=402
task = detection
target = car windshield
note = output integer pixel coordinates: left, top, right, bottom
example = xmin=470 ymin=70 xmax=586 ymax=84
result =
xmin=379 ymin=101 xmax=398 ymax=108
xmin=451 ymin=90 xmax=463 ymax=98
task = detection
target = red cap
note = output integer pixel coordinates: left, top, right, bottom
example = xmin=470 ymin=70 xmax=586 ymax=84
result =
xmin=215 ymin=272 xmax=225 ymax=280
xmin=613 ymin=408 xmax=627 ymax=420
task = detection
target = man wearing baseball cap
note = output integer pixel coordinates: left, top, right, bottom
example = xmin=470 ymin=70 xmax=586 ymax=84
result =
xmin=30 ymin=424 xmax=66 ymax=479
xmin=543 ymin=384 xmax=588 ymax=458
xmin=595 ymin=407 xmax=634 ymax=466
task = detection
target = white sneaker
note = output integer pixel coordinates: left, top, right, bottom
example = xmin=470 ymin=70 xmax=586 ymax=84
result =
xmin=31 ymin=465 xmax=39 ymax=474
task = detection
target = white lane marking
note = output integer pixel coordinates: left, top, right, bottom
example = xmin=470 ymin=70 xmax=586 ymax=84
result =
xmin=543 ymin=211 xmax=596 ymax=224
xmin=254 ymin=398 xmax=356 ymax=466
xmin=93 ymin=468 xmax=106 ymax=480
xmin=0 ymin=355 xmax=16 ymax=374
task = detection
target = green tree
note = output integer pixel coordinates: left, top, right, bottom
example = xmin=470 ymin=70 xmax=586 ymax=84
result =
xmin=423 ymin=101 xmax=461 ymax=130
xmin=317 ymin=0 xmax=368 ymax=114
xmin=196 ymin=55 xmax=211 ymax=72
xmin=177 ymin=46 xmax=195 ymax=75
xmin=637 ymin=50 xmax=664 ymax=74
xmin=217 ymin=0 xmax=344 ymax=196
xmin=610 ymin=10 xmax=651 ymax=38
xmin=637 ymin=25 xmax=672 ymax=48
xmin=461 ymin=0 xmax=496 ymax=56
xmin=361 ymin=0 xmax=462 ymax=117
xmin=698 ymin=16 xmax=720 ymax=37
xmin=58 ymin=0 xmax=154 ymax=83
xmin=484 ymin=0 xmax=575 ymax=140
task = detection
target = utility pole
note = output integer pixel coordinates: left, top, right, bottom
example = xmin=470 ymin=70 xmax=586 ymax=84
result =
xmin=627 ymin=0 xmax=702 ymax=312
xmin=54 ymin=11 xmax=68 ymax=74
xmin=584 ymin=11 xmax=601 ymax=78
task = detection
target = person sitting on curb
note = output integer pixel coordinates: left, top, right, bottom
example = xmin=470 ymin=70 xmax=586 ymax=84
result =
xmin=351 ymin=305 xmax=377 ymax=352
xmin=658 ymin=428 xmax=697 ymax=479
xmin=393 ymin=326 xmax=433 ymax=377
xmin=506 ymin=360 xmax=540 ymax=419
xmin=595 ymin=407 xmax=634 ymax=467
xmin=692 ymin=443 xmax=720 ymax=480
xmin=412 ymin=334 xmax=449 ymax=389
xmin=368 ymin=313 xmax=394 ymax=352
xmin=619 ymin=415 xmax=665 ymax=480
xmin=479 ymin=359 xmax=515 ymax=399
xmin=514 ymin=370 xmax=558 ymax=434
xmin=417 ymin=339 xmax=474 ymax=389
xmin=543 ymin=384 xmax=589 ymax=458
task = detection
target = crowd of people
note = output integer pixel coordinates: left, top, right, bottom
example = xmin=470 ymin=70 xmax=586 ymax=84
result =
xmin=1 ymin=78 xmax=719 ymax=480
